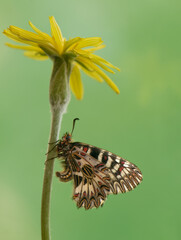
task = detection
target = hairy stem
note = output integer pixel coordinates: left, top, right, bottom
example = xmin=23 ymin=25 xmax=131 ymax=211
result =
xmin=41 ymin=57 xmax=71 ymax=240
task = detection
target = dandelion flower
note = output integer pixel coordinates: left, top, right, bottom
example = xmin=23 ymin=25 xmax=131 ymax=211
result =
xmin=3 ymin=16 xmax=120 ymax=100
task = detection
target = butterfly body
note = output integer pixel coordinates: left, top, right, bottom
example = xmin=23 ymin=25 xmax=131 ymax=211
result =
xmin=55 ymin=131 xmax=143 ymax=210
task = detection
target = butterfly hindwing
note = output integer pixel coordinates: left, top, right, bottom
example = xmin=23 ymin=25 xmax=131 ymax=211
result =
xmin=70 ymin=145 xmax=112 ymax=209
xmin=87 ymin=144 xmax=143 ymax=193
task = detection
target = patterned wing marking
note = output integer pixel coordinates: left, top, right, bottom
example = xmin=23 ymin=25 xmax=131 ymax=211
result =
xmin=70 ymin=147 xmax=112 ymax=209
xmin=108 ymin=157 xmax=143 ymax=194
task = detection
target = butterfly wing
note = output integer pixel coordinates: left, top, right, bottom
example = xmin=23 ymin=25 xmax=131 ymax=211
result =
xmin=71 ymin=150 xmax=112 ymax=209
xmin=56 ymin=143 xmax=142 ymax=209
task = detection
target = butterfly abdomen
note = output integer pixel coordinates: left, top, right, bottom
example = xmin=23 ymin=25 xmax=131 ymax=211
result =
xmin=56 ymin=162 xmax=73 ymax=182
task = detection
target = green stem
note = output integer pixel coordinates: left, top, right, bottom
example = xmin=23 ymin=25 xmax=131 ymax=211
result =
xmin=41 ymin=57 xmax=71 ymax=240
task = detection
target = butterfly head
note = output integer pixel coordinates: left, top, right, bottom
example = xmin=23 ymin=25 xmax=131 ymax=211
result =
xmin=57 ymin=118 xmax=79 ymax=155
xmin=57 ymin=132 xmax=72 ymax=153
xmin=62 ymin=132 xmax=72 ymax=143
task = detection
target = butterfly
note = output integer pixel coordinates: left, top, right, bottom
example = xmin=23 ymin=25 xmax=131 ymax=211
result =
xmin=53 ymin=118 xmax=143 ymax=210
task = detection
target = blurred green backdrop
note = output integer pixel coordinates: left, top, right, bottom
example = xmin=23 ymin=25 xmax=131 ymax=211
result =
xmin=1 ymin=0 xmax=181 ymax=240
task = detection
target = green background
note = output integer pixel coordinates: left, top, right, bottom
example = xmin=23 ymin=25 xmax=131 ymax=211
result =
xmin=1 ymin=0 xmax=181 ymax=239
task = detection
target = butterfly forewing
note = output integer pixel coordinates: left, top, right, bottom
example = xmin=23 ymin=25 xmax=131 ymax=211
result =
xmin=56 ymin=140 xmax=143 ymax=210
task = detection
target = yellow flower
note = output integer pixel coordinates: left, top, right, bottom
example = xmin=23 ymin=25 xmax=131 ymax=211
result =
xmin=3 ymin=16 xmax=120 ymax=100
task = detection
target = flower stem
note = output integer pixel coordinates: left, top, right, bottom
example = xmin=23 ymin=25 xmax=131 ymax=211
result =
xmin=41 ymin=57 xmax=71 ymax=240
xmin=41 ymin=108 xmax=62 ymax=240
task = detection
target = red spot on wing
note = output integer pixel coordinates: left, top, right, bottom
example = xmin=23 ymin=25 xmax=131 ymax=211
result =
xmin=73 ymin=193 xmax=79 ymax=199
xmin=119 ymin=167 xmax=124 ymax=172
xmin=83 ymin=147 xmax=88 ymax=152
xmin=81 ymin=152 xmax=86 ymax=156
xmin=96 ymin=163 xmax=104 ymax=168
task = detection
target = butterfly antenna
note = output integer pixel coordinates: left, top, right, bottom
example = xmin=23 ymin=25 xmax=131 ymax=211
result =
xmin=71 ymin=118 xmax=79 ymax=135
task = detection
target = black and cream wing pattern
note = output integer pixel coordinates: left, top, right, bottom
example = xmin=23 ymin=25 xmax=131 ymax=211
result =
xmin=56 ymin=140 xmax=143 ymax=210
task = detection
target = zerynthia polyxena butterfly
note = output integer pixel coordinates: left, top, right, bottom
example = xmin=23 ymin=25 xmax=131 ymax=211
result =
xmin=52 ymin=118 xmax=142 ymax=210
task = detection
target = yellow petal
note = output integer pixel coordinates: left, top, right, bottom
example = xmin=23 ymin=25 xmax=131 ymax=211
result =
xmin=74 ymin=48 xmax=91 ymax=58
xmin=91 ymin=57 xmax=115 ymax=74
xmin=77 ymin=57 xmax=120 ymax=94
xmin=4 ymin=29 xmax=58 ymax=56
xmin=91 ymin=54 xmax=120 ymax=71
xmin=9 ymin=25 xmax=43 ymax=41
xmin=29 ymin=21 xmax=54 ymax=44
xmin=24 ymin=51 xmax=48 ymax=60
xmin=79 ymin=65 xmax=103 ymax=83
xmin=74 ymin=49 xmax=116 ymax=73
xmin=49 ymin=16 xmax=64 ymax=54
xmin=85 ymin=44 xmax=106 ymax=52
xmin=5 ymin=43 xmax=44 ymax=53
xmin=75 ymin=37 xmax=103 ymax=49
xmin=64 ymin=37 xmax=82 ymax=52
xmin=75 ymin=59 xmax=103 ymax=82
xmin=75 ymin=59 xmax=93 ymax=72
xmin=8 ymin=26 xmax=57 ymax=56
xmin=69 ymin=65 xmax=83 ymax=100
xmin=3 ymin=29 xmax=39 ymax=46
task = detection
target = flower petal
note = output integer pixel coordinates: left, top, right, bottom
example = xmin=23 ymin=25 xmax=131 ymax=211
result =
xmin=9 ymin=25 xmax=43 ymax=41
xmin=5 ymin=43 xmax=44 ymax=53
xmin=75 ymin=59 xmax=103 ymax=82
xmin=79 ymin=66 xmax=103 ymax=83
xmin=29 ymin=21 xmax=54 ymax=44
xmin=24 ymin=51 xmax=48 ymax=60
xmin=73 ymin=48 xmax=91 ymax=58
xmin=69 ymin=64 xmax=83 ymax=100
xmin=91 ymin=54 xmax=120 ymax=71
xmin=9 ymin=26 xmax=54 ymax=48
xmin=5 ymin=27 xmax=58 ymax=56
xmin=64 ymin=37 xmax=82 ymax=52
xmin=49 ymin=16 xmax=64 ymax=54
xmin=85 ymin=44 xmax=106 ymax=52
xmin=76 ymin=56 xmax=120 ymax=94
xmin=75 ymin=37 xmax=103 ymax=49
xmin=74 ymin=49 xmax=116 ymax=73
xmin=3 ymin=29 xmax=39 ymax=46
xmin=90 ymin=56 xmax=115 ymax=73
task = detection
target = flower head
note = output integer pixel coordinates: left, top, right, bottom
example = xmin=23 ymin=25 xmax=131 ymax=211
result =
xmin=3 ymin=16 xmax=120 ymax=99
